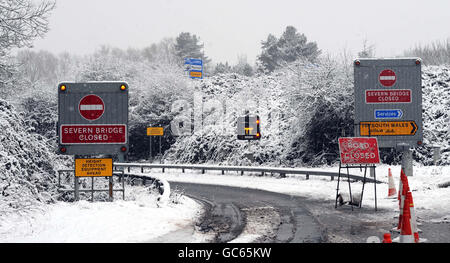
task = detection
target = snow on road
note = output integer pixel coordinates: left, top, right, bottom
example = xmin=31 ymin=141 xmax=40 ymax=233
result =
xmin=0 ymin=186 xmax=203 ymax=243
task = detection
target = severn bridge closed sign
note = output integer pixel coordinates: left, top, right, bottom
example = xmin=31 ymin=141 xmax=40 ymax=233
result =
xmin=57 ymin=82 xmax=129 ymax=155
xmin=354 ymin=58 xmax=423 ymax=148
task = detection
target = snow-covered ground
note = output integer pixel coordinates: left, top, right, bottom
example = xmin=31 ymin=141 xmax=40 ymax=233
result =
xmin=1 ymin=163 xmax=449 ymax=243
xmin=0 ymin=186 xmax=204 ymax=243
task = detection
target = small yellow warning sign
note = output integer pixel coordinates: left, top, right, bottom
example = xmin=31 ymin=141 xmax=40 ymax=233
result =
xmin=75 ymin=158 xmax=113 ymax=177
xmin=147 ymin=127 xmax=164 ymax=136
xmin=189 ymin=71 xmax=202 ymax=78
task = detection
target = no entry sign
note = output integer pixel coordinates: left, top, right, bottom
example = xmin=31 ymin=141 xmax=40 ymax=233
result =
xmin=339 ymin=137 xmax=380 ymax=164
xmin=79 ymin=94 xmax=104 ymax=121
xmin=379 ymin=69 xmax=396 ymax=87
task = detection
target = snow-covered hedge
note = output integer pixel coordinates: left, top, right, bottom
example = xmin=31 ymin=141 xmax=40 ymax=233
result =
xmin=0 ymin=99 xmax=61 ymax=215
xmin=164 ymin=63 xmax=450 ymax=166
xmin=413 ymin=66 xmax=450 ymax=165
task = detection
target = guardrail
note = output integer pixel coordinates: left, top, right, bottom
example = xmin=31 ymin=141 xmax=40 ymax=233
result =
xmin=113 ymin=163 xmax=382 ymax=184
xmin=57 ymin=169 xmax=170 ymax=203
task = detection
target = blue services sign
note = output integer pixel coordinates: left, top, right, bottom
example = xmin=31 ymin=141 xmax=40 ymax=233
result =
xmin=374 ymin=109 xmax=403 ymax=119
xmin=185 ymin=58 xmax=203 ymax=79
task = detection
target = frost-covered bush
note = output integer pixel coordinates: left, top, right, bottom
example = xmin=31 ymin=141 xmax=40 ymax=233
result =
xmin=21 ymin=94 xmax=57 ymax=141
xmin=0 ymin=99 xmax=61 ymax=215
xmin=164 ymin=72 xmax=293 ymax=166
xmin=412 ymin=66 xmax=450 ymax=165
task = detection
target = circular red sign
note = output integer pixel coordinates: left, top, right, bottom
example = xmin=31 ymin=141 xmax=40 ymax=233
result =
xmin=379 ymin=69 xmax=396 ymax=87
xmin=79 ymin=94 xmax=105 ymax=121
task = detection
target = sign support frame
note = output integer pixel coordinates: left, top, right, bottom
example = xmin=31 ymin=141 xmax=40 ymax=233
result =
xmin=73 ymin=155 xmax=116 ymax=202
xmin=335 ymin=162 xmax=378 ymax=211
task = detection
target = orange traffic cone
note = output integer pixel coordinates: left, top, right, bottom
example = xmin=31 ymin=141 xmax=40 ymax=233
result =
xmin=406 ymin=191 xmax=420 ymax=243
xmin=388 ymin=168 xmax=396 ymax=198
xmin=396 ymin=170 xmax=410 ymax=231
xmin=382 ymin=233 xmax=392 ymax=243
xmin=399 ymin=192 xmax=414 ymax=243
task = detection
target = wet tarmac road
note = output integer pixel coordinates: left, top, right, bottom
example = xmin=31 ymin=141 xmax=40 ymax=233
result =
xmin=170 ymin=182 xmax=326 ymax=243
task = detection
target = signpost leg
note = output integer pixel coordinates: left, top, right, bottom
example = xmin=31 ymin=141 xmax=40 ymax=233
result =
xmin=149 ymin=136 xmax=153 ymax=161
xmin=159 ymin=136 xmax=162 ymax=158
xmin=374 ymin=166 xmax=377 ymax=211
xmin=109 ymin=176 xmax=113 ymax=202
xmin=74 ymin=176 xmax=79 ymax=201
xmin=346 ymin=165 xmax=354 ymax=211
xmin=335 ymin=162 xmax=342 ymax=209
xmin=359 ymin=165 xmax=368 ymax=208
xmin=370 ymin=166 xmax=375 ymax=178
xmin=401 ymin=147 xmax=413 ymax=177
xmin=91 ymin=177 xmax=94 ymax=202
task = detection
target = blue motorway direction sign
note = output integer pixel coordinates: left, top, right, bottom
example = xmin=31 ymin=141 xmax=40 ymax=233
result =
xmin=185 ymin=58 xmax=203 ymax=79
xmin=374 ymin=109 xmax=403 ymax=119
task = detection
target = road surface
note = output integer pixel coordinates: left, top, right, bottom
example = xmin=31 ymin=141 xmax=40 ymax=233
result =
xmin=168 ymin=182 xmax=326 ymax=243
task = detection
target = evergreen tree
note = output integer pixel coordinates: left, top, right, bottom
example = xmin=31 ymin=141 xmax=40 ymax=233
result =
xmin=214 ymin=62 xmax=232 ymax=74
xmin=357 ymin=39 xmax=375 ymax=58
xmin=257 ymin=26 xmax=321 ymax=73
xmin=174 ymin=32 xmax=210 ymax=64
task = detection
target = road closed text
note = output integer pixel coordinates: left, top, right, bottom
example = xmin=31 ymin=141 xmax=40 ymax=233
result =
xmin=338 ymin=137 xmax=380 ymax=164
xmin=60 ymin=124 xmax=127 ymax=144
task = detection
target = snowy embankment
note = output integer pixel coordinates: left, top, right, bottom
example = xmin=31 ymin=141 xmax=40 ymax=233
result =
xmin=0 ymin=186 xmax=204 ymax=243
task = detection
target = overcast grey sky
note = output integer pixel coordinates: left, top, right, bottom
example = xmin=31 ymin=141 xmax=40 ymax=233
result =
xmin=31 ymin=0 xmax=450 ymax=64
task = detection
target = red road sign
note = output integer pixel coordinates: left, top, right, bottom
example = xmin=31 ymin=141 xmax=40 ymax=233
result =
xmin=379 ymin=69 xmax=397 ymax=87
xmin=365 ymin=89 xmax=411 ymax=103
xmin=60 ymin=124 xmax=127 ymax=144
xmin=338 ymin=137 xmax=380 ymax=164
xmin=79 ymin=94 xmax=104 ymax=121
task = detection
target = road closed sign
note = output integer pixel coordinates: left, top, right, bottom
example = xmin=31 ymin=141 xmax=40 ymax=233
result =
xmin=338 ymin=137 xmax=380 ymax=165
xmin=60 ymin=124 xmax=127 ymax=144
xmin=58 ymin=82 xmax=129 ymax=155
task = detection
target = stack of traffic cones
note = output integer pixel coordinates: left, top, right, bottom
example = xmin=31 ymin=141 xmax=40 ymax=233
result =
xmin=394 ymin=169 xmax=409 ymax=233
xmin=399 ymin=192 xmax=415 ymax=243
xmin=391 ymin=169 xmax=425 ymax=243
xmin=388 ymin=168 xmax=397 ymax=198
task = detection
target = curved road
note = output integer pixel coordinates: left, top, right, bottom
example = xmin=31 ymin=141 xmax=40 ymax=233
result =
xmin=170 ymin=182 xmax=327 ymax=243
xmin=147 ymin=180 xmax=450 ymax=243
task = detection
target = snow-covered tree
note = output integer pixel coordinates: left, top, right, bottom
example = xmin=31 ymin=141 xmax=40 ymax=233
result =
xmin=174 ymin=32 xmax=210 ymax=64
xmin=0 ymin=0 xmax=55 ymax=98
xmin=257 ymin=26 xmax=321 ymax=73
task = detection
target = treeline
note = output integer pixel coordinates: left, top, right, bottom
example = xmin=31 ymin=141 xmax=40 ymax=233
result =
xmin=404 ymin=39 xmax=450 ymax=65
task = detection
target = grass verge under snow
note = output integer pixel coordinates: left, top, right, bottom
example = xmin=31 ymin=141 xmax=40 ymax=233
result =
xmin=0 ymin=186 xmax=203 ymax=243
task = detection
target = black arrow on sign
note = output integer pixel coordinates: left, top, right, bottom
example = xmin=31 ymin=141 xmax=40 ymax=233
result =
xmin=410 ymin=121 xmax=418 ymax=135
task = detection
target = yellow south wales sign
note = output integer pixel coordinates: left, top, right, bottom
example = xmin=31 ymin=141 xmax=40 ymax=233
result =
xmin=360 ymin=121 xmax=418 ymax=136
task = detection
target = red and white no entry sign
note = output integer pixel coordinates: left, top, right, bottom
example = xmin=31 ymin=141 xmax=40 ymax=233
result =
xmin=379 ymin=69 xmax=396 ymax=87
xmin=79 ymin=94 xmax=104 ymax=121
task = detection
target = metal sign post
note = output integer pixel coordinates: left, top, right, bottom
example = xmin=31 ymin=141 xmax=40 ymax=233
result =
xmin=57 ymin=82 xmax=129 ymax=202
xmin=147 ymin=127 xmax=164 ymax=161
xmin=74 ymin=157 xmax=114 ymax=201
xmin=354 ymin=58 xmax=422 ymax=177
